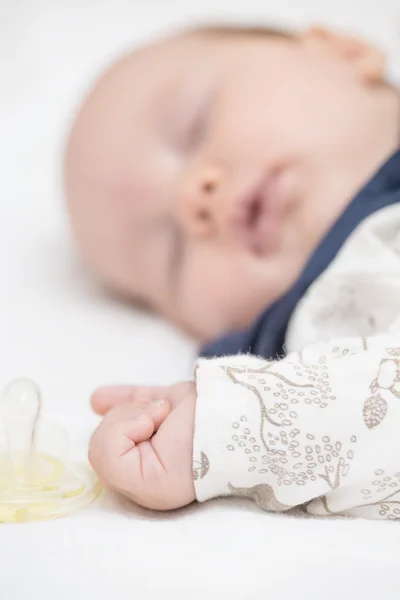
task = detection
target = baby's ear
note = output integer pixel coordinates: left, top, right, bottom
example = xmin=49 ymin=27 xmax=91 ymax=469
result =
xmin=302 ymin=26 xmax=387 ymax=84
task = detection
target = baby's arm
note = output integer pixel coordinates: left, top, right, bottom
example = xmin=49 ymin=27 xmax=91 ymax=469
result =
xmin=194 ymin=336 xmax=400 ymax=518
xmin=90 ymin=335 xmax=400 ymax=519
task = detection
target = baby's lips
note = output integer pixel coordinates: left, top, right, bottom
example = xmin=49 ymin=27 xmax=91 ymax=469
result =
xmin=228 ymin=168 xmax=288 ymax=256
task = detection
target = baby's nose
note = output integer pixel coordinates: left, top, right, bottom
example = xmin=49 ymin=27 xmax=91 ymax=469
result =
xmin=181 ymin=166 xmax=225 ymax=238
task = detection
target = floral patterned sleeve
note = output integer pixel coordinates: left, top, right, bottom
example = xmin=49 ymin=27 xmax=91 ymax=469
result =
xmin=192 ymin=336 xmax=400 ymax=520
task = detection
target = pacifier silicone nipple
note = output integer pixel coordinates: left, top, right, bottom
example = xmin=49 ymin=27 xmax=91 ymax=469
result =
xmin=0 ymin=379 xmax=41 ymax=482
xmin=0 ymin=379 xmax=101 ymax=523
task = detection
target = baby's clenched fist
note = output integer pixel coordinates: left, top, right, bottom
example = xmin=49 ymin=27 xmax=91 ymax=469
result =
xmin=89 ymin=382 xmax=196 ymax=510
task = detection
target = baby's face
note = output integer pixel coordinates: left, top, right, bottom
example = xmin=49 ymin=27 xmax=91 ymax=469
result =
xmin=65 ymin=28 xmax=393 ymax=340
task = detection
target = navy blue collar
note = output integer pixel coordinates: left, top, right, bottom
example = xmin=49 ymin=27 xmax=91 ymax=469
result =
xmin=201 ymin=150 xmax=400 ymax=359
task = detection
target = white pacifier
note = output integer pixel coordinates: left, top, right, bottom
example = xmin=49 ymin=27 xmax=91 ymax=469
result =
xmin=0 ymin=379 xmax=101 ymax=523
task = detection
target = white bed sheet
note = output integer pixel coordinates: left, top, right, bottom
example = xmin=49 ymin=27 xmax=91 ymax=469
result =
xmin=1 ymin=1 xmax=400 ymax=598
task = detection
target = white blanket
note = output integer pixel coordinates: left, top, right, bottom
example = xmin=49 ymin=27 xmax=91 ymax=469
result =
xmin=1 ymin=1 xmax=400 ymax=598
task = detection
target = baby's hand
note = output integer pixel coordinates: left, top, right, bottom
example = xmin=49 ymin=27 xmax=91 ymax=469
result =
xmin=89 ymin=382 xmax=196 ymax=510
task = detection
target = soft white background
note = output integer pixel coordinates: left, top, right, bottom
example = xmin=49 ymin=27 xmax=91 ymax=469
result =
xmin=1 ymin=1 xmax=400 ymax=598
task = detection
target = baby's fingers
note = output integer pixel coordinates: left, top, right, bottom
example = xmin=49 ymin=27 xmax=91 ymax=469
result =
xmin=91 ymin=382 xmax=195 ymax=415
xmin=91 ymin=385 xmax=169 ymax=415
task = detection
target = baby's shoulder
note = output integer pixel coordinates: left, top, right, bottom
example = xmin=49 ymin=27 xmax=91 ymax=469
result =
xmin=286 ymin=204 xmax=400 ymax=352
xmin=323 ymin=203 xmax=400 ymax=278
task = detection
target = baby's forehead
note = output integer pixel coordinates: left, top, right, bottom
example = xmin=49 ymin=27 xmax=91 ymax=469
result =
xmin=81 ymin=31 xmax=212 ymax=122
xmin=101 ymin=23 xmax=280 ymax=90
xmin=78 ymin=24 xmax=285 ymax=128
xmin=112 ymin=30 xmax=216 ymax=75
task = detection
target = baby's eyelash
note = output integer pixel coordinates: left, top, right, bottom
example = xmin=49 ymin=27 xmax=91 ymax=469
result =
xmin=180 ymin=82 xmax=215 ymax=153
xmin=185 ymin=102 xmax=209 ymax=151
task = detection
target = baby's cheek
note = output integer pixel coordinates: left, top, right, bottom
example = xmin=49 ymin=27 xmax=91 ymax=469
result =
xmin=178 ymin=252 xmax=268 ymax=337
xmin=178 ymin=270 xmax=235 ymax=338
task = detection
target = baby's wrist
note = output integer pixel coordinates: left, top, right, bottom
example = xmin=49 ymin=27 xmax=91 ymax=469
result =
xmin=192 ymin=359 xmax=255 ymax=501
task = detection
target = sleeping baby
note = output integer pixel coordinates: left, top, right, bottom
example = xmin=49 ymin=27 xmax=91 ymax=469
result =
xmin=64 ymin=24 xmax=400 ymax=519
